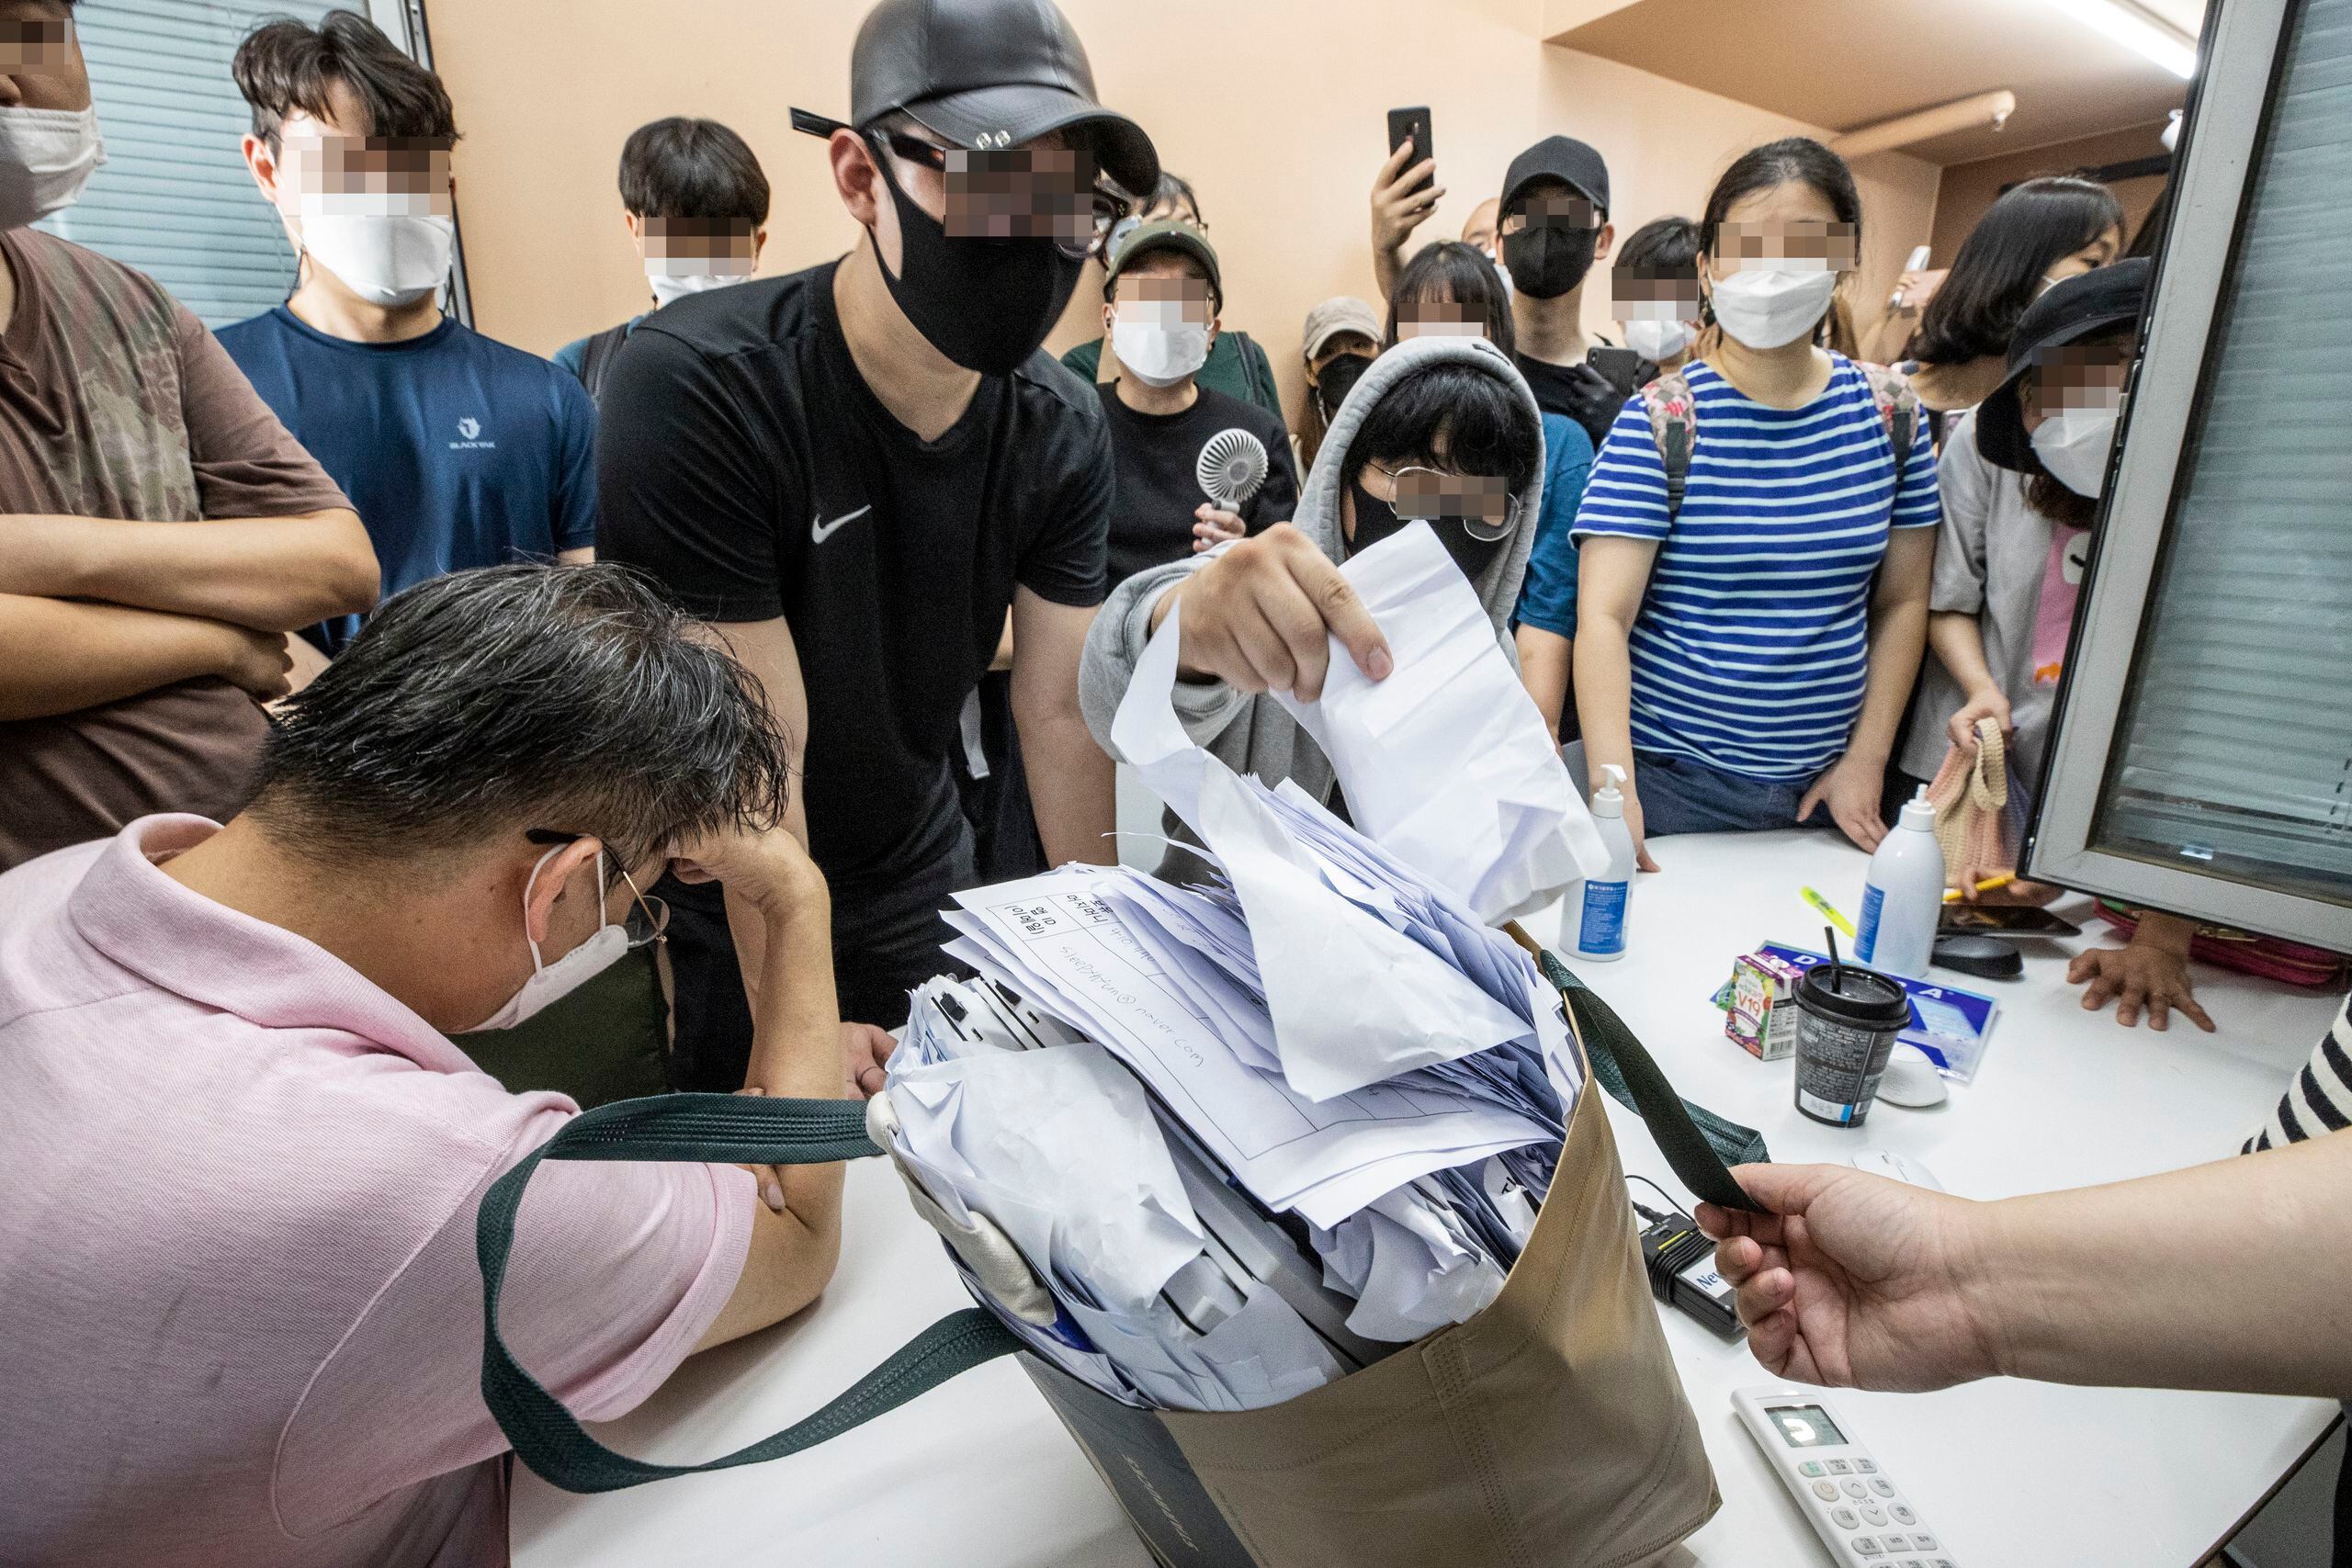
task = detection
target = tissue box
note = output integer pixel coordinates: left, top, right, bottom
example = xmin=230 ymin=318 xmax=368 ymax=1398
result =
xmin=1724 ymin=952 xmax=1806 ymax=1062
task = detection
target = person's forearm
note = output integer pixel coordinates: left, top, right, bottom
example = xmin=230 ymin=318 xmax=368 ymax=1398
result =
xmin=1373 ymin=243 xmax=1403 ymax=302
xmin=0 ymin=510 xmax=377 ymax=632
xmin=0 ymin=593 xmax=242 ymax=719
xmin=695 ymin=897 xmax=850 ymax=1350
xmin=2133 ymin=909 xmax=2198 ymax=955
xmin=1020 ymin=703 xmax=1116 ymax=865
xmin=1515 ymin=625 xmax=1571 ymax=742
xmin=740 ymin=899 xmax=839 ymax=1098
xmin=1849 ymin=588 xmax=1929 ymax=763
xmin=1926 ymin=610 xmax=1998 ymax=702
xmin=1572 ymin=614 xmax=1638 ymax=783
xmin=1970 ymin=1134 xmax=2352 ymax=1397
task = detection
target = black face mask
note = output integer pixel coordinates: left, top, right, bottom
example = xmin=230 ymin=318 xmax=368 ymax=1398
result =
xmin=867 ymin=144 xmax=1083 ymax=376
xmin=1502 ymin=222 xmax=1600 ymax=300
xmin=1313 ymin=351 xmax=1374 ymax=423
xmin=1347 ymin=478 xmax=1508 ymax=584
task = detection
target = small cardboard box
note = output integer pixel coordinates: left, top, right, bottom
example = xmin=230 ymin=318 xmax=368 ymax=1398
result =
xmin=1724 ymin=951 xmax=1806 ymax=1061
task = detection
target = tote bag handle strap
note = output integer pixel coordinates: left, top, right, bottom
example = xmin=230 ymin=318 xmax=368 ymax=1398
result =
xmin=1508 ymin=928 xmax=1767 ymax=1213
xmin=475 ymin=1092 xmax=1025 ymax=1494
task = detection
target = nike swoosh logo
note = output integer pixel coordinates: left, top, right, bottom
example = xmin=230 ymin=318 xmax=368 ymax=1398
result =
xmin=811 ymin=504 xmax=872 ymax=544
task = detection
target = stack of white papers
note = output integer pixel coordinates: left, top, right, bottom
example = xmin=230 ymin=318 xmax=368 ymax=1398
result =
xmin=883 ymin=977 xmax=1349 ymax=1411
xmin=943 ymin=863 xmax=1565 ymax=1230
xmin=866 ymin=538 xmax=1605 ymax=1410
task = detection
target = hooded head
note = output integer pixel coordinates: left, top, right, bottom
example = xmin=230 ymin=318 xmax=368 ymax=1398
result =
xmin=1294 ymin=333 xmax=1544 ymax=638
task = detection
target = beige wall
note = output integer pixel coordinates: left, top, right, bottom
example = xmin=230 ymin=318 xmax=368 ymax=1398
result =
xmin=424 ymin=0 xmax=1939 ymax=430
xmin=1535 ymin=47 xmax=1939 ymax=352
xmin=1928 ymin=121 xmax=2172 ymax=265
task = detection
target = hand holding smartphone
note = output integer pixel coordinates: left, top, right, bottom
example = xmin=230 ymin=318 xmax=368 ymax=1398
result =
xmin=1385 ymin=107 xmax=1434 ymax=193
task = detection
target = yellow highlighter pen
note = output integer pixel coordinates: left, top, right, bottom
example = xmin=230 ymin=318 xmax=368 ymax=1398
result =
xmin=1801 ymin=886 xmax=1857 ymax=939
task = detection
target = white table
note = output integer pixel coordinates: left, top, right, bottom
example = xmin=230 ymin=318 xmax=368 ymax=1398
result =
xmin=513 ymin=830 xmax=2342 ymax=1567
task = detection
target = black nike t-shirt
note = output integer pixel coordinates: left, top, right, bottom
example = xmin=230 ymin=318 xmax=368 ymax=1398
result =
xmin=1093 ymin=381 xmax=1299 ymax=587
xmin=595 ymin=260 xmax=1113 ymax=894
xmin=1515 ymin=351 xmax=1623 ymax=449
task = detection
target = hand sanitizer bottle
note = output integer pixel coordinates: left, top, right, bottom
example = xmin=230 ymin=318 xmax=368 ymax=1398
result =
xmin=1853 ymin=784 xmax=1943 ymax=980
xmin=1569 ymin=764 xmax=1636 ymax=963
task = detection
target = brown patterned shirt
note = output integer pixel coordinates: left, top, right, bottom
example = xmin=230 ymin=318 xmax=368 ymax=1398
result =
xmin=0 ymin=228 xmax=350 ymax=868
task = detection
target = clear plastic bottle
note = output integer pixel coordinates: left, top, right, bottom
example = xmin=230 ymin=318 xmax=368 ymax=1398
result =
xmin=1854 ymin=785 xmax=1943 ymax=980
xmin=1567 ymin=765 xmax=1636 ymax=963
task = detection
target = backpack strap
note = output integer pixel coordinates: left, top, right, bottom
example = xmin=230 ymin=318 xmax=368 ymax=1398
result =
xmin=1858 ymin=359 xmax=1920 ymax=499
xmin=574 ymin=321 xmax=632 ymax=402
xmin=1640 ymin=369 xmax=1698 ymax=523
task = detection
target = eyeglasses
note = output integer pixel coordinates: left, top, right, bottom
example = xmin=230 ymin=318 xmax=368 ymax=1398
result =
xmin=875 ymin=130 xmax=1131 ymax=260
xmin=1366 ymin=463 xmax=1521 ymax=541
xmin=524 ymin=829 xmax=670 ymax=950
xmin=604 ymin=859 xmax=670 ymax=950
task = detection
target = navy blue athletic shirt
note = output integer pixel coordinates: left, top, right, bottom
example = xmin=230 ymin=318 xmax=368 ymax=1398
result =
xmin=218 ymin=306 xmax=599 ymax=650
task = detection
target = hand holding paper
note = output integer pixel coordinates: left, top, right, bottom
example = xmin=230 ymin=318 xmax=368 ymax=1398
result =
xmin=1148 ymin=524 xmax=1394 ymax=701
xmin=1270 ymin=525 xmax=1609 ymax=920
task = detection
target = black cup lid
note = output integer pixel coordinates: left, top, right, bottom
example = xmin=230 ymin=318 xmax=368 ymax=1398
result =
xmin=1797 ymin=963 xmax=1910 ymax=1028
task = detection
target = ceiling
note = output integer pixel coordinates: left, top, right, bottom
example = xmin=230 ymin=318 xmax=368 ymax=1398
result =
xmin=1552 ymin=0 xmax=2200 ymax=166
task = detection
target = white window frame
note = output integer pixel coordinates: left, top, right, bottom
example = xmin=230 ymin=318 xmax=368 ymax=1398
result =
xmin=2026 ymin=0 xmax=2352 ymax=948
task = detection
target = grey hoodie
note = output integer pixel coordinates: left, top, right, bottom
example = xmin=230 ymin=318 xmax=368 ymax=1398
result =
xmin=1079 ymin=333 xmax=1545 ymax=837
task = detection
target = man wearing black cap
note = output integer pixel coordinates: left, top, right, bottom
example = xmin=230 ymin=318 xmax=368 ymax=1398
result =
xmin=594 ymin=0 xmax=1156 ymax=1079
xmin=1497 ymin=134 xmax=1623 ymax=448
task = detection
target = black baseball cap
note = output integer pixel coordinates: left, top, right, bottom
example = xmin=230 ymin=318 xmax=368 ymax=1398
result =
xmin=1500 ymin=135 xmax=1610 ymax=218
xmin=790 ymin=0 xmax=1159 ymax=197
xmin=1975 ymin=258 xmax=2151 ymax=474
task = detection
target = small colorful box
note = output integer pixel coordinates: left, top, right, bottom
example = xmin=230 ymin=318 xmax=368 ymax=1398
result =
xmin=1724 ymin=951 xmax=1807 ymax=1061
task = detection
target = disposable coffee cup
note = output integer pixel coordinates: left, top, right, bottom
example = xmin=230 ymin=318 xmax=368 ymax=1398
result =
xmin=1792 ymin=963 xmax=1911 ymax=1127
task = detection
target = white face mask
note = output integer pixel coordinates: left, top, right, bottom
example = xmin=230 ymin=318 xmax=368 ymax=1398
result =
xmin=648 ymin=268 xmax=752 ymax=309
xmin=297 ymin=203 xmax=455 ymax=308
xmin=0 ymin=105 xmax=104 ymax=230
xmin=1623 ymin=318 xmax=1695 ymax=362
xmin=1491 ymin=255 xmax=1513 ymax=297
xmin=2030 ymin=405 xmax=2120 ymax=497
xmin=1111 ymin=302 xmax=1211 ymax=389
xmin=1708 ymin=264 xmax=1839 ymax=350
xmin=461 ymin=846 xmax=635 ymax=1033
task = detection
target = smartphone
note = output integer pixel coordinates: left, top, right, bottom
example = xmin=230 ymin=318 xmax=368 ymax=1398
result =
xmin=1386 ymin=106 xmax=1434 ymax=190
xmin=1588 ymin=344 xmax=1645 ymax=395
xmin=1939 ymin=903 xmax=2082 ymax=938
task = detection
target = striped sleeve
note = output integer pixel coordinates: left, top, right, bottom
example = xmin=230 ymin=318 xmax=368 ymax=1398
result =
xmin=1891 ymin=401 xmax=1941 ymax=529
xmin=2243 ymin=994 xmax=2352 ymax=1153
xmin=1570 ymin=397 xmax=1672 ymax=544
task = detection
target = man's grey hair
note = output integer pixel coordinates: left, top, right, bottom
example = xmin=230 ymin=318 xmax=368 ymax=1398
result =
xmin=251 ymin=564 xmax=793 ymax=870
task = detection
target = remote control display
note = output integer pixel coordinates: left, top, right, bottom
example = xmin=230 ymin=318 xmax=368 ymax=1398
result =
xmin=1734 ymin=1386 xmax=1957 ymax=1567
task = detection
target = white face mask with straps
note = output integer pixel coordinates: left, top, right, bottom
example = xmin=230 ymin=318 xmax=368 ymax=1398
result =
xmin=296 ymin=189 xmax=454 ymax=309
xmin=1623 ymin=318 xmax=1695 ymax=362
xmin=0 ymin=105 xmax=103 ymax=230
xmin=2031 ymin=406 xmax=2120 ymax=497
xmin=1112 ymin=299 xmax=1211 ymax=389
xmin=461 ymin=845 xmax=643 ymax=1033
xmin=1708 ymin=264 xmax=1838 ymax=351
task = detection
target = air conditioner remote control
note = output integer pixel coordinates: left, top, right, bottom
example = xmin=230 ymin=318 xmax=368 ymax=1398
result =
xmin=1734 ymin=1386 xmax=1956 ymax=1566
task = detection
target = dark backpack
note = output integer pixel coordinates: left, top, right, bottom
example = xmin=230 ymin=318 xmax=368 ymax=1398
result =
xmin=1640 ymin=360 xmax=1919 ymax=521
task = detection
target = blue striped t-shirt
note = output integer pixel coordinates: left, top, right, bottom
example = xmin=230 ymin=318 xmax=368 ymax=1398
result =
xmin=1571 ymin=355 xmax=1939 ymax=782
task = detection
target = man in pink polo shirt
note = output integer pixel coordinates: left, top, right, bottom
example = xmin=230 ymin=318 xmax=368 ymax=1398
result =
xmin=0 ymin=564 xmax=891 ymax=1567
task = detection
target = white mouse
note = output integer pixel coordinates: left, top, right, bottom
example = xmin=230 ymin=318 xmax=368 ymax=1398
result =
xmin=1874 ymin=1043 xmax=1949 ymax=1108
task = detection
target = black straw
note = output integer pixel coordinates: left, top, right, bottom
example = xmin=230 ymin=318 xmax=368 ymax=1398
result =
xmin=1826 ymin=926 xmax=1844 ymax=993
